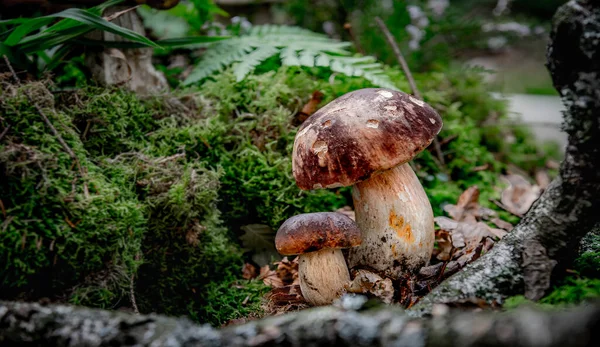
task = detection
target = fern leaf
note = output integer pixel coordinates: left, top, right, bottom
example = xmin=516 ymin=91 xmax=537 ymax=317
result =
xmin=298 ymin=50 xmax=316 ymax=67
xmin=233 ymin=45 xmax=279 ymax=82
xmin=184 ymin=40 xmax=252 ymax=84
xmin=280 ymin=47 xmax=300 ymax=66
xmin=187 ymin=25 xmax=398 ymax=89
xmin=315 ymin=54 xmax=330 ymax=67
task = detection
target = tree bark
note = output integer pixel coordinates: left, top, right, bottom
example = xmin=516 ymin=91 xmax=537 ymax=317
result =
xmin=410 ymin=0 xmax=600 ymax=316
xmin=84 ymin=6 xmax=169 ymax=95
xmin=1 ymin=299 xmax=600 ymax=346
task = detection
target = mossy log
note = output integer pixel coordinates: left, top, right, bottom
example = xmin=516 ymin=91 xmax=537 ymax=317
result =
xmin=412 ymin=0 xmax=600 ymax=315
xmin=1 ymin=299 xmax=599 ymax=346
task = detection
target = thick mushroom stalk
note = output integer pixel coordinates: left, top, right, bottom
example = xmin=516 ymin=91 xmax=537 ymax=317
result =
xmin=275 ymin=212 xmax=362 ymax=306
xmin=297 ymin=248 xmax=350 ymax=306
xmin=292 ymin=88 xmax=442 ymax=279
xmin=348 ymin=164 xmax=434 ymax=278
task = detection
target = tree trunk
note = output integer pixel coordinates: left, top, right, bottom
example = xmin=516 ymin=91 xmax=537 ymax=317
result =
xmin=410 ymin=0 xmax=600 ymax=315
xmin=1 ymin=299 xmax=600 ymax=346
xmin=84 ymin=6 xmax=168 ymax=95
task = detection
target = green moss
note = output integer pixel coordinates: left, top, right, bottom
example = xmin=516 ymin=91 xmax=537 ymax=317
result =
xmin=200 ymin=278 xmax=270 ymax=326
xmin=0 ymin=82 xmax=145 ymax=307
xmin=575 ymin=229 xmax=600 ymax=278
xmin=542 ymin=278 xmax=600 ymax=305
xmin=59 ymin=87 xmax=157 ymax=158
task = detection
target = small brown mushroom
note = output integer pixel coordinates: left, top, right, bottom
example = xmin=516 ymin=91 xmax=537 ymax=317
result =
xmin=292 ymin=88 xmax=442 ymax=279
xmin=275 ymin=212 xmax=362 ymax=306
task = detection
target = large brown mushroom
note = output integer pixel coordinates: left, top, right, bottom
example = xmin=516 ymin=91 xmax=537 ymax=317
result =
xmin=292 ymin=88 xmax=442 ymax=279
xmin=275 ymin=212 xmax=362 ymax=306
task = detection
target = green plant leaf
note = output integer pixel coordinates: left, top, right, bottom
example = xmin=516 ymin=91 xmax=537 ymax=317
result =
xmin=239 ymin=224 xmax=279 ymax=266
xmin=72 ymin=36 xmax=228 ymax=49
xmin=3 ymin=0 xmax=125 ymax=46
xmin=43 ymin=44 xmax=73 ymax=72
xmin=30 ymin=9 xmax=158 ymax=48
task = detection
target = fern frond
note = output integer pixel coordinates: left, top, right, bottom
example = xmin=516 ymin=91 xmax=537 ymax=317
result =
xmin=233 ymin=45 xmax=279 ymax=82
xmin=184 ymin=25 xmax=397 ymax=89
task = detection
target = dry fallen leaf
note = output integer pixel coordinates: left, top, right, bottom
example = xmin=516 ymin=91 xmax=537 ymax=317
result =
xmin=434 ymin=229 xmax=453 ymax=261
xmin=259 ymin=265 xmax=284 ymax=288
xmin=491 ymin=217 xmax=514 ymax=231
xmin=435 ymin=216 xmax=501 ymax=250
xmin=500 ymin=174 xmax=542 ymax=216
xmin=535 ymin=169 xmax=551 ymax=190
xmin=346 ymin=269 xmax=395 ymax=304
xmin=443 ymin=186 xmax=480 ymax=220
xmin=274 ymin=257 xmax=299 ymax=285
xmin=294 ymin=90 xmax=325 ymax=125
xmin=242 ymin=263 xmax=258 ymax=280
xmin=443 ymin=186 xmax=497 ymax=222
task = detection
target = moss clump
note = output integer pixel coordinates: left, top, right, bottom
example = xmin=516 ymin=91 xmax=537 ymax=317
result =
xmin=542 ymin=278 xmax=600 ymax=305
xmin=0 ymin=82 xmax=145 ymax=307
xmin=200 ymin=278 xmax=270 ymax=326
xmin=0 ymin=80 xmax=245 ymax=324
xmin=575 ymin=228 xmax=600 ymax=278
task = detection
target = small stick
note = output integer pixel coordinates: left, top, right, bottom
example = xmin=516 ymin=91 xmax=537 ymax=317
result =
xmin=343 ymin=23 xmax=365 ymax=55
xmin=3 ymin=55 xmax=90 ymax=198
xmin=374 ymin=17 xmax=446 ymax=169
xmin=0 ymin=125 xmax=10 ymax=141
xmin=130 ymin=252 xmax=141 ymax=314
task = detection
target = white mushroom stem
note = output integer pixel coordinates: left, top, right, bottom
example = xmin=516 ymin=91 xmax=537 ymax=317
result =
xmin=347 ymin=163 xmax=435 ymax=279
xmin=298 ymin=248 xmax=350 ymax=306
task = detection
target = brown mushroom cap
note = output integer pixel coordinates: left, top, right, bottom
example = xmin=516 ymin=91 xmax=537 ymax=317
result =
xmin=275 ymin=212 xmax=362 ymax=255
xmin=292 ymin=88 xmax=442 ymax=191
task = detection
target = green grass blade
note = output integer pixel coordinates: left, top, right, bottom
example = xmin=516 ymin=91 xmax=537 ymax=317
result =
xmin=43 ymin=44 xmax=73 ymax=71
xmin=4 ymin=17 xmax=55 ymax=45
xmin=71 ymin=36 xmax=229 ymax=49
xmin=19 ymin=26 xmax=91 ymax=53
xmin=6 ymin=4 xmax=158 ymax=50
xmin=42 ymin=8 xmax=159 ymax=48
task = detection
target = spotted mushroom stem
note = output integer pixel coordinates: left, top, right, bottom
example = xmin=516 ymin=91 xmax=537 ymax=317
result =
xmin=347 ymin=163 xmax=435 ymax=279
xmin=298 ymin=248 xmax=351 ymax=306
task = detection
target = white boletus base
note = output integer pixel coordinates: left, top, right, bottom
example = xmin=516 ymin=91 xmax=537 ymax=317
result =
xmin=298 ymin=248 xmax=350 ymax=306
xmin=347 ymin=163 xmax=435 ymax=279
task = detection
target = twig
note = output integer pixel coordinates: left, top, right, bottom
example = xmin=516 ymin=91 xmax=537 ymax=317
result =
xmin=0 ymin=199 xmax=5 ymax=218
xmin=103 ymin=5 xmax=140 ymax=22
xmin=3 ymin=55 xmax=90 ymax=199
xmin=130 ymin=252 xmax=141 ymax=315
xmin=1 ymin=216 xmax=14 ymax=234
xmin=374 ymin=17 xmax=421 ymax=98
xmin=130 ymin=273 xmax=140 ymax=314
xmin=343 ymin=23 xmax=365 ymax=55
xmin=0 ymin=125 xmax=10 ymax=141
xmin=374 ymin=17 xmax=446 ymax=169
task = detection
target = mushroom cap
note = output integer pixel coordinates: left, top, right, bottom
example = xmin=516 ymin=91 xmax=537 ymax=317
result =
xmin=275 ymin=212 xmax=362 ymax=255
xmin=292 ymin=88 xmax=442 ymax=190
